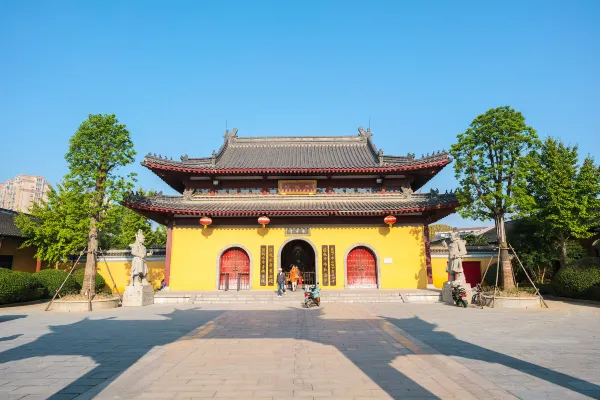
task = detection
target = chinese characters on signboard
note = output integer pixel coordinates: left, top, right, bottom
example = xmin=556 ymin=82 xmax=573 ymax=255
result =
xmin=285 ymin=227 xmax=310 ymax=236
xmin=260 ymin=246 xmax=267 ymax=286
xmin=329 ymin=245 xmax=336 ymax=286
xmin=278 ymin=180 xmax=317 ymax=195
xmin=321 ymin=245 xmax=329 ymax=286
xmin=267 ymin=245 xmax=274 ymax=286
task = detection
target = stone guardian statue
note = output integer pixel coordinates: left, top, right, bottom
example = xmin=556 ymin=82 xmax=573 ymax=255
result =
xmin=123 ymin=230 xmax=155 ymax=307
xmin=442 ymin=229 xmax=468 ymax=285
xmin=129 ymin=230 xmax=151 ymax=287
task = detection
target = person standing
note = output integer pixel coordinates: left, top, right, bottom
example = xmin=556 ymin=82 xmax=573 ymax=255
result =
xmin=277 ymin=268 xmax=286 ymax=297
xmin=290 ymin=265 xmax=299 ymax=292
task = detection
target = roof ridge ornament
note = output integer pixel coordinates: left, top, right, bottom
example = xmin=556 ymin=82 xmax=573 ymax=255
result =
xmin=224 ymin=128 xmax=238 ymax=140
xmin=357 ymin=126 xmax=372 ymax=139
xmin=212 ymin=150 xmax=217 ymax=165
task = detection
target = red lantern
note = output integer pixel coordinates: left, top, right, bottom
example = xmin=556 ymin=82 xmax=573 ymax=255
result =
xmin=258 ymin=216 xmax=270 ymax=228
xmin=200 ymin=216 xmax=212 ymax=229
xmin=384 ymin=215 xmax=397 ymax=228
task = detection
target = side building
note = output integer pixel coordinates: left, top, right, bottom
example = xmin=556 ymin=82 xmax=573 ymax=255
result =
xmin=125 ymin=128 xmax=459 ymax=291
xmin=0 ymin=208 xmax=41 ymax=272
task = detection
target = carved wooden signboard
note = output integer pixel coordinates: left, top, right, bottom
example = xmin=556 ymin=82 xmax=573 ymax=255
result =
xmin=260 ymin=245 xmax=267 ymax=286
xmin=321 ymin=245 xmax=329 ymax=286
xmin=278 ymin=180 xmax=317 ymax=195
xmin=285 ymin=227 xmax=310 ymax=236
xmin=267 ymin=245 xmax=274 ymax=286
xmin=329 ymin=245 xmax=336 ymax=286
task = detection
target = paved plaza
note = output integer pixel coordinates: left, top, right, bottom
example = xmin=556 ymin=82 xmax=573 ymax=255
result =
xmin=0 ymin=299 xmax=599 ymax=400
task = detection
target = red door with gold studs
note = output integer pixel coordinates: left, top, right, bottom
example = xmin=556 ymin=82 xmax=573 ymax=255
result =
xmin=219 ymin=248 xmax=250 ymax=290
xmin=347 ymin=247 xmax=377 ymax=288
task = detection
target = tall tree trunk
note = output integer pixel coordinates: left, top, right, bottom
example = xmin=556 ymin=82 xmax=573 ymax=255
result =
xmin=495 ymin=214 xmax=515 ymax=290
xmin=81 ymin=172 xmax=106 ymax=296
xmin=81 ymin=216 xmax=98 ymax=296
xmin=559 ymin=238 xmax=568 ymax=272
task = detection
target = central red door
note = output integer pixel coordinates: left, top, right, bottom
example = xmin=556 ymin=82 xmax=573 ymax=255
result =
xmin=347 ymin=247 xmax=377 ymax=288
xmin=219 ymin=248 xmax=250 ymax=290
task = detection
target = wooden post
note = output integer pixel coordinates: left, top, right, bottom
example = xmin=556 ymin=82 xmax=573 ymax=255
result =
xmin=424 ymin=225 xmax=433 ymax=287
xmin=164 ymin=220 xmax=173 ymax=288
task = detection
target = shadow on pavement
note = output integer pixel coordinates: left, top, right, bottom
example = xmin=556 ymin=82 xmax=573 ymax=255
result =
xmin=0 ymin=308 xmax=598 ymax=399
xmin=386 ymin=315 xmax=600 ymax=398
xmin=0 ymin=315 xmax=27 ymax=323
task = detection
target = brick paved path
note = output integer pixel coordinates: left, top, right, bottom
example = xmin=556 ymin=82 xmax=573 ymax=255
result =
xmin=0 ymin=300 xmax=599 ymax=399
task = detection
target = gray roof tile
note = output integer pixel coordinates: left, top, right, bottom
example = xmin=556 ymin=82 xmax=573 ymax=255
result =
xmin=0 ymin=208 xmax=25 ymax=238
xmin=142 ymin=129 xmax=450 ymax=172
xmin=125 ymin=192 xmax=458 ymax=217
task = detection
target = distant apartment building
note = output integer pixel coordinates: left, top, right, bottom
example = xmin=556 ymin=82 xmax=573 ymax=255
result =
xmin=0 ymin=175 xmax=50 ymax=213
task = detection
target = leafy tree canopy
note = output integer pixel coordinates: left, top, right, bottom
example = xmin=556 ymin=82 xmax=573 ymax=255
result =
xmin=428 ymin=224 xmax=453 ymax=240
xmin=515 ymin=137 xmax=600 ymax=269
xmin=15 ymin=181 xmax=89 ymax=266
xmin=101 ymin=189 xmax=166 ymax=249
xmin=462 ymin=233 xmax=489 ymax=246
xmin=451 ymin=106 xmax=539 ymax=224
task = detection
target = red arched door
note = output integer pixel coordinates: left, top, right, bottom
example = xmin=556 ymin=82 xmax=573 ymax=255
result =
xmin=347 ymin=247 xmax=377 ymax=288
xmin=219 ymin=247 xmax=250 ymax=290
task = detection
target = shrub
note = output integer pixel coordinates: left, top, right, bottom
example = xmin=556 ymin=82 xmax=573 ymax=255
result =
xmin=554 ymin=263 xmax=600 ymax=300
xmin=589 ymin=285 xmax=600 ymax=302
xmin=0 ymin=271 xmax=45 ymax=305
xmin=35 ymin=269 xmax=79 ymax=297
xmin=72 ymin=269 xmax=106 ymax=292
xmin=538 ymin=283 xmax=557 ymax=296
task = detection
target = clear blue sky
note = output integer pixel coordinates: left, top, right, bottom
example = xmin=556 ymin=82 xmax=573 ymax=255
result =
xmin=1 ymin=0 xmax=598 ymax=227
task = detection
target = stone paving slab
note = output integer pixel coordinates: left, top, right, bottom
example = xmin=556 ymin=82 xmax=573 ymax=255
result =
xmin=0 ymin=300 xmax=599 ymax=399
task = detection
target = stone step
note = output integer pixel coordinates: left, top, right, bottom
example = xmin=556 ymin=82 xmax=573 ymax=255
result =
xmin=155 ymin=289 xmax=442 ymax=305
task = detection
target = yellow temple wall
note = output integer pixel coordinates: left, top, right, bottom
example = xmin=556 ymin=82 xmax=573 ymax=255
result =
xmin=96 ymin=259 xmax=165 ymax=292
xmin=0 ymin=237 xmax=38 ymax=273
xmin=169 ymin=224 xmax=429 ymax=290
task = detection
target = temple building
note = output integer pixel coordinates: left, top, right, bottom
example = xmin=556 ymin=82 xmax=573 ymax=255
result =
xmin=125 ymin=128 xmax=459 ymax=291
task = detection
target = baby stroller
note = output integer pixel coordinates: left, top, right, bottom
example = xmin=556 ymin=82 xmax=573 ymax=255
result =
xmin=303 ymin=283 xmax=321 ymax=308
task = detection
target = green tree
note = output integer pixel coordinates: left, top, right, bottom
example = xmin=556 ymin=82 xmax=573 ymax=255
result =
xmin=66 ymin=114 xmax=136 ymax=296
xmin=516 ymin=137 xmax=600 ymax=272
xmin=100 ymin=190 xmax=167 ymax=249
xmin=451 ymin=106 xmax=539 ymax=289
xmin=507 ymin=218 xmax=556 ymax=284
xmin=428 ymin=224 xmax=453 ymax=240
xmin=462 ymin=233 xmax=489 ymax=246
xmin=15 ymin=181 xmax=89 ymax=267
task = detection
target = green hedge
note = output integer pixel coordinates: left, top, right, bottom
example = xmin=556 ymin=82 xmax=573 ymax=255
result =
xmin=72 ymin=269 xmax=106 ymax=292
xmin=35 ymin=269 xmax=79 ymax=297
xmin=0 ymin=270 xmax=46 ymax=305
xmin=553 ymin=261 xmax=600 ymax=300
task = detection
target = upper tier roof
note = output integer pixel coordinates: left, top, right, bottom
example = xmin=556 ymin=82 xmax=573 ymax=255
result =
xmin=125 ymin=191 xmax=458 ymax=219
xmin=142 ymin=127 xmax=451 ymax=173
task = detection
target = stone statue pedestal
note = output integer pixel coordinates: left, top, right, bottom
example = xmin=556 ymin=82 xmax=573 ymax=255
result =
xmin=123 ymin=285 xmax=154 ymax=307
xmin=442 ymin=281 xmax=472 ymax=305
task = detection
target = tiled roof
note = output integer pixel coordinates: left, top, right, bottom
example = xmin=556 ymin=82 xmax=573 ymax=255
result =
xmin=0 ymin=208 xmax=25 ymax=238
xmin=142 ymin=128 xmax=450 ymax=173
xmin=125 ymin=192 xmax=458 ymax=217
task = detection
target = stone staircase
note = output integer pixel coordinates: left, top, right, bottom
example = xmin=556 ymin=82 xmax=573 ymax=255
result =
xmin=154 ymin=289 xmax=441 ymax=305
